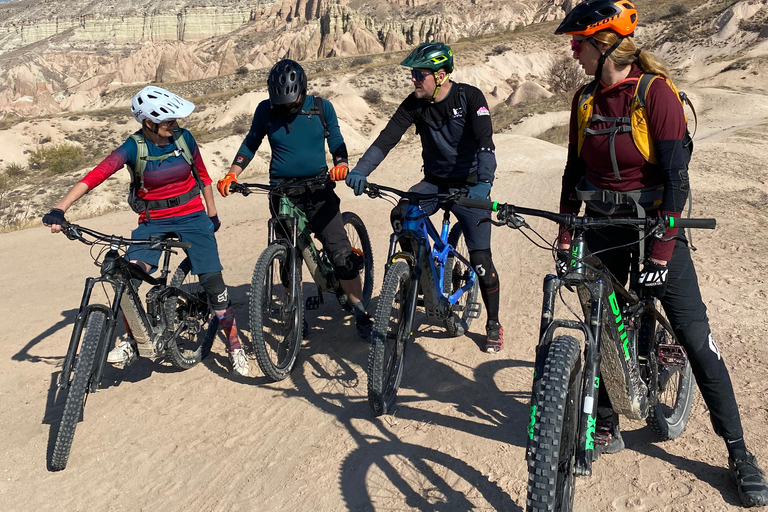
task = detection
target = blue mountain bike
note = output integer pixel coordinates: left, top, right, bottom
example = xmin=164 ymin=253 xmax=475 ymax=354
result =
xmin=363 ymin=183 xmax=482 ymax=416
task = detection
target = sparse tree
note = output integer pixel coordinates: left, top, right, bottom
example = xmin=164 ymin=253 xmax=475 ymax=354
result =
xmin=545 ymin=54 xmax=588 ymax=94
xmin=363 ymin=89 xmax=382 ymax=105
xmin=669 ymin=3 xmax=690 ymax=17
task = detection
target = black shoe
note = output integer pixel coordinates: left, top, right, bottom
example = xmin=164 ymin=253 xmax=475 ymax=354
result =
xmin=355 ymin=313 xmax=373 ymax=340
xmin=594 ymin=409 xmax=625 ymax=459
xmin=485 ymin=320 xmax=503 ymax=353
xmin=730 ymin=449 xmax=768 ymax=507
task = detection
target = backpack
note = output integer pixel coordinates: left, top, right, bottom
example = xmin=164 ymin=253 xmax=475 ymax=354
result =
xmin=126 ymin=127 xmax=205 ymax=220
xmin=267 ymin=95 xmax=329 ymax=137
xmin=575 ymin=74 xmax=699 ymax=251
xmin=576 ymin=74 xmax=697 ymax=179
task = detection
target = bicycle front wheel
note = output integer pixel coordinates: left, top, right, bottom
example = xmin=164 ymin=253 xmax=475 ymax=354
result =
xmin=443 ymin=223 xmax=480 ymax=336
xmin=368 ymin=260 xmax=411 ymax=416
xmin=250 ymin=244 xmax=303 ymax=381
xmin=335 ymin=211 xmax=375 ymax=311
xmin=526 ymin=335 xmax=582 ymax=512
xmin=51 ymin=310 xmax=106 ymax=471
xmin=165 ymin=257 xmax=218 ymax=370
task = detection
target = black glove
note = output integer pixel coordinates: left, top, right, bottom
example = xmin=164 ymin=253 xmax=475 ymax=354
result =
xmin=43 ymin=208 xmax=65 ymax=227
xmin=638 ymin=261 xmax=669 ymax=299
xmin=209 ymin=215 xmax=221 ymax=233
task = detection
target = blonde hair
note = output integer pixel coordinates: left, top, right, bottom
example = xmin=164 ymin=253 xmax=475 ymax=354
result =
xmin=592 ymin=31 xmax=670 ymax=80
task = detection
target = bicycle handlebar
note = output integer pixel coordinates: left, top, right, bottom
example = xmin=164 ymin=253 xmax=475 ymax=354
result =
xmin=454 ymin=198 xmax=716 ymax=230
xmin=60 ymin=221 xmax=191 ymax=249
xmin=364 ymin=182 xmax=463 ymax=202
xmin=231 ymin=174 xmax=332 ymax=197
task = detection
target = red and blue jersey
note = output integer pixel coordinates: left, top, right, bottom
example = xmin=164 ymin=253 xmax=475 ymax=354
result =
xmin=80 ymin=129 xmax=212 ymax=223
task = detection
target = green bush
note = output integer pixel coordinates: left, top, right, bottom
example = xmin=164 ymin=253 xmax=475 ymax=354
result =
xmin=4 ymin=162 xmax=25 ymax=177
xmin=28 ymin=143 xmax=86 ymax=175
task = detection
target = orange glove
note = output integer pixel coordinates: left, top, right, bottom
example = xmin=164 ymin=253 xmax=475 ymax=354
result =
xmin=329 ymin=164 xmax=349 ymax=182
xmin=217 ymin=172 xmax=238 ymax=197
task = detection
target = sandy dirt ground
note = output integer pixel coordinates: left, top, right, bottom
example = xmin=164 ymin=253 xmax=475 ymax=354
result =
xmin=1 ymin=84 xmax=767 ymax=512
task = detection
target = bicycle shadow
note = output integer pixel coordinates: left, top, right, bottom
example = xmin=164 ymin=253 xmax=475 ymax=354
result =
xmin=275 ymin=324 xmax=526 ymax=510
xmin=622 ymin=428 xmax=740 ymax=506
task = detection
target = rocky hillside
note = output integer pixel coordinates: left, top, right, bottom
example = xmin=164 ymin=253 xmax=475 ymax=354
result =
xmin=0 ymin=0 xmax=573 ymax=115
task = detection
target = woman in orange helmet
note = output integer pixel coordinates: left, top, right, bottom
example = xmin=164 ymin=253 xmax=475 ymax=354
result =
xmin=555 ymin=0 xmax=768 ymax=507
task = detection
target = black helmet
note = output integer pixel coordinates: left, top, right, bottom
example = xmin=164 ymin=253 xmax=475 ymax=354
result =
xmin=267 ymin=59 xmax=307 ymax=106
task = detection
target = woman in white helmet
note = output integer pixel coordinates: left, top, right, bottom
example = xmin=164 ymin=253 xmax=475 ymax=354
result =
xmin=42 ymin=86 xmax=249 ymax=377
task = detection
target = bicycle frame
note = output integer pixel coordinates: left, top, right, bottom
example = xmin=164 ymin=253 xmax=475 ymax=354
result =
xmin=385 ymin=202 xmax=478 ymax=339
xmin=59 ymin=240 xmax=187 ymax=394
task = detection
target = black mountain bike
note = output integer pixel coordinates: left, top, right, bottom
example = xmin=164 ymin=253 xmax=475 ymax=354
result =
xmin=51 ymin=222 xmax=217 ymax=471
xmin=456 ymin=197 xmax=715 ymax=512
xmin=230 ymin=177 xmax=373 ymax=381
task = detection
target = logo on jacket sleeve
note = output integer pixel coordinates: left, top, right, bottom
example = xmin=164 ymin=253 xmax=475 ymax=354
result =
xmin=476 ymin=106 xmax=490 ymax=117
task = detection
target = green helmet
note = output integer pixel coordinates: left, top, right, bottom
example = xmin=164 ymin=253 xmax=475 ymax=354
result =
xmin=400 ymin=42 xmax=453 ymax=73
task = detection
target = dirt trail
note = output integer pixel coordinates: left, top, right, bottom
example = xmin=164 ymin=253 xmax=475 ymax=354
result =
xmin=1 ymin=92 xmax=767 ymax=511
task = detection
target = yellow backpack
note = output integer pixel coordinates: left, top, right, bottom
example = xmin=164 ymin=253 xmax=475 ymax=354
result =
xmin=576 ymin=74 xmax=696 ymax=180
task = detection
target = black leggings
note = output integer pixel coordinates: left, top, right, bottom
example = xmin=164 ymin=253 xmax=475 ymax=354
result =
xmin=587 ymin=225 xmax=743 ymax=441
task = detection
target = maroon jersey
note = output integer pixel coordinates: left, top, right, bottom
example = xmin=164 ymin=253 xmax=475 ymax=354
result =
xmin=561 ymin=64 xmax=687 ymax=261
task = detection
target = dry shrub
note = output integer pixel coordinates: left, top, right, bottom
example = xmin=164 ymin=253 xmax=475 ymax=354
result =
xmin=28 ymin=143 xmax=86 ymax=174
xmin=363 ymin=89 xmax=382 ymax=105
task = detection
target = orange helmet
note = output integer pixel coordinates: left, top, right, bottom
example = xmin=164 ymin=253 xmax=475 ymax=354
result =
xmin=555 ymin=0 xmax=638 ymax=37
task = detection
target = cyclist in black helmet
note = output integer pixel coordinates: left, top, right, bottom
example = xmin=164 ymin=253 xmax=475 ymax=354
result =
xmin=345 ymin=42 xmax=505 ymax=353
xmin=218 ymin=59 xmax=373 ymax=339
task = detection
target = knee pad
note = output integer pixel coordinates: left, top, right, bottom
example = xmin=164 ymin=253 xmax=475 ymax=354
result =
xmin=198 ymin=272 xmax=230 ymax=310
xmin=331 ymin=249 xmax=362 ymax=281
xmin=390 ymin=199 xmax=409 ymax=233
xmin=469 ymin=249 xmax=499 ymax=291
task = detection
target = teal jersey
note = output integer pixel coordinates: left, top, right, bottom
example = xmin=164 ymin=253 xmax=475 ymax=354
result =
xmin=235 ymin=95 xmax=347 ymax=179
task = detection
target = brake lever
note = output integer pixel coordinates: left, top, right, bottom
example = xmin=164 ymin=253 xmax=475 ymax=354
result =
xmin=478 ymin=218 xmax=506 ymax=227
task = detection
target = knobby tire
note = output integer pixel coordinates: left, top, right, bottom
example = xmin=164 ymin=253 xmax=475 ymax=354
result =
xmin=51 ymin=311 xmax=106 ymax=471
xmin=335 ymin=211 xmax=375 ymax=311
xmin=527 ymin=335 xmax=582 ymax=512
xmin=250 ymin=244 xmax=303 ymax=381
xmin=368 ymin=260 xmax=411 ymax=416
xmin=165 ymin=257 xmax=218 ymax=370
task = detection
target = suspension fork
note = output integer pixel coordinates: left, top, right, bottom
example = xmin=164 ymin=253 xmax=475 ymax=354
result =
xmin=401 ymin=241 xmax=426 ymax=341
xmin=91 ymin=283 xmax=127 ymax=392
xmin=575 ymin=280 xmax=606 ymax=477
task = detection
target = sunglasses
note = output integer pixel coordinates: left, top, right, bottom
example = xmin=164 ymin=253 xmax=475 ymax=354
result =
xmin=570 ymin=39 xmax=583 ymax=53
xmin=410 ymin=69 xmax=432 ymax=82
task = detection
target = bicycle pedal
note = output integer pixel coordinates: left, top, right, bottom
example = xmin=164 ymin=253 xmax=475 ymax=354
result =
xmin=466 ymin=302 xmax=482 ymax=319
xmin=305 ymin=295 xmax=321 ymax=310
xmin=657 ymin=344 xmax=687 ymax=368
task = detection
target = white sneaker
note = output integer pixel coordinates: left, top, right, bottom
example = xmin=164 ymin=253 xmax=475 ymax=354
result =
xmin=106 ymin=339 xmax=138 ymax=368
xmin=228 ymin=348 xmax=249 ymax=377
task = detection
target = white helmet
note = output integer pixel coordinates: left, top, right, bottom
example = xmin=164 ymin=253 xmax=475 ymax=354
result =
xmin=131 ymin=86 xmax=195 ymax=125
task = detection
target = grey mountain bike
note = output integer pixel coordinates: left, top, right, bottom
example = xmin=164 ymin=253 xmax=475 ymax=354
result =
xmin=51 ymin=222 xmax=216 ymax=471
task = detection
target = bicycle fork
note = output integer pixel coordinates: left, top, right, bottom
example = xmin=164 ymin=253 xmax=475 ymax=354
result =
xmin=60 ymin=277 xmax=123 ymax=393
xmin=530 ymin=274 xmax=604 ymax=477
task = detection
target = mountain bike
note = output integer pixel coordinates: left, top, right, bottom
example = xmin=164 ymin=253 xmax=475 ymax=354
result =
xmin=51 ymin=222 xmax=217 ymax=471
xmin=456 ymin=197 xmax=715 ymax=512
xmin=230 ymin=176 xmax=373 ymax=382
xmin=361 ymin=182 xmax=482 ymax=416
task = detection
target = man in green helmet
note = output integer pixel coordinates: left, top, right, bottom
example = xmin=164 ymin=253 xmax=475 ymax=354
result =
xmin=345 ymin=42 xmax=505 ymax=353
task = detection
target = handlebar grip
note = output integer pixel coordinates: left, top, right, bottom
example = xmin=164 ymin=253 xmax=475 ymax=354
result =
xmin=166 ymin=240 xmax=192 ymax=249
xmin=456 ymin=197 xmax=496 ymax=210
xmin=671 ymin=217 xmax=716 ymax=229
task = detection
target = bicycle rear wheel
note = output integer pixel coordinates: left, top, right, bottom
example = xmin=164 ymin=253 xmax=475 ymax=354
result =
xmin=526 ymin=335 xmax=582 ymax=512
xmin=165 ymin=257 xmax=218 ymax=370
xmin=646 ymin=312 xmax=694 ymax=440
xmin=335 ymin=211 xmax=375 ymax=310
xmin=443 ymin=223 xmax=480 ymax=336
xmin=368 ymin=260 xmax=411 ymax=416
xmin=250 ymin=244 xmax=303 ymax=381
xmin=51 ymin=311 xmax=106 ymax=471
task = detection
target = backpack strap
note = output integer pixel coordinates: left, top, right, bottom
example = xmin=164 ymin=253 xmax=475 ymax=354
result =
xmin=299 ymin=95 xmax=329 ymax=138
xmin=129 ymin=133 xmax=149 ymax=191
